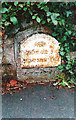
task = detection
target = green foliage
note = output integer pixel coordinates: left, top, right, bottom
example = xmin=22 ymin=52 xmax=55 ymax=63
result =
xmin=36 ymin=16 xmax=41 ymax=23
xmin=10 ymin=17 xmax=18 ymax=25
xmin=1 ymin=8 xmax=8 ymax=13
xmin=53 ymin=73 xmax=75 ymax=88
xmin=1 ymin=2 xmax=76 ymax=87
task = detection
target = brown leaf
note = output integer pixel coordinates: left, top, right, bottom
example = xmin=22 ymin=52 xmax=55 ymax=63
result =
xmin=65 ymin=87 xmax=69 ymax=92
xmin=0 ymin=31 xmax=5 ymax=36
xmin=10 ymin=80 xmax=17 ymax=87
xmin=71 ymin=37 xmax=74 ymax=39
xmin=7 ymin=83 xmax=10 ymax=87
xmin=31 ymin=83 xmax=36 ymax=85
xmin=39 ymin=82 xmax=45 ymax=85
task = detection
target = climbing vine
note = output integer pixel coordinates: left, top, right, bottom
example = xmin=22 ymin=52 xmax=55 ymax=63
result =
xmin=1 ymin=2 xmax=76 ymax=90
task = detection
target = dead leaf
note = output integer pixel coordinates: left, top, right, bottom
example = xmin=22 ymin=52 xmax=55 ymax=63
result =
xmin=0 ymin=31 xmax=5 ymax=36
xmin=39 ymin=82 xmax=45 ymax=85
xmin=65 ymin=87 xmax=69 ymax=92
xmin=10 ymin=80 xmax=17 ymax=87
xmin=7 ymin=83 xmax=10 ymax=87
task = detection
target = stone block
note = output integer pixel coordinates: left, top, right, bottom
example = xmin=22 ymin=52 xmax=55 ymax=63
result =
xmin=2 ymin=38 xmax=15 ymax=65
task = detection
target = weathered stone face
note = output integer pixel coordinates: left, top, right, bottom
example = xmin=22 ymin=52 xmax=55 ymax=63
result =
xmin=21 ymin=34 xmax=61 ymax=68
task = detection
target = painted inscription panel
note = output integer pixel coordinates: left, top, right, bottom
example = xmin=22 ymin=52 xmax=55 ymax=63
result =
xmin=21 ymin=34 xmax=61 ymax=68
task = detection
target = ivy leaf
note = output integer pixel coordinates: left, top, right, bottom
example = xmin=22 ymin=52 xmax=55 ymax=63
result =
xmin=66 ymin=55 xmax=71 ymax=60
xmin=29 ymin=10 xmax=33 ymax=15
xmin=60 ymin=81 xmax=66 ymax=86
xmin=1 ymin=8 xmax=8 ymax=13
xmin=19 ymin=4 xmax=24 ymax=8
xmin=51 ymin=15 xmax=55 ymax=20
xmin=4 ymin=21 xmax=11 ymax=26
xmin=36 ymin=16 xmax=41 ymax=23
xmin=51 ymin=15 xmax=58 ymax=25
xmin=41 ymin=20 xmax=46 ymax=24
xmin=65 ymin=43 xmax=69 ymax=47
xmin=23 ymin=7 xmax=27 ymax=11
xmin=59 ymin=21 xmax=62 ymax=26
xmin=65 ymin=32 xmax=69 ymax=36
xmin=60 ymin=51 xmax=65 ymax=56
xmin=52 ymin=32 xmax=57 ymax=37
xmin=3 ymin=14 xmax=8 ymax=19
xmin=60 ymin=46 xmax=64 ymax=51
xmin=47 ymin=18 xmax=51 ymax=23
xmin=14 ymin=1 xmax=18 ymax=6
xmin=68 ymin=31 xmax=72 ymax=35
xmin=53 ymin=13 xmax=60 ymax=17
xmin=10 ymin=17 xmax=18 ymax=25
xmin=53 ymin=81 xmax=59 ymax=86
xmin=37 ymin=4 xmax=41 ymax=8
xmin=70 ymin=78 xmax=75 ymax=83
xmin=69 ymin=70 xmax=74 ymax=75
xmin=26 ymin=2 xmax=30 ymax=7
xmin=43 ymin=6 xmax=49 ymax=11
xmin=58 ymin=65 xmax=63 ymax=70
xmin=63 ymin=36 xmax=67 ymax=41
xmin=2 ymin=17 xmax=6 ymax=22
xmin=63 ymin=81 xmax=69 ymax=86
xmin=66 ymin=11 xmax=72 ymax=17
xmin=52 ymin=19 xmax=58 ymax=25
xmin=32 ymin=15 xmax=36 ymax=19
xmin=65 ymin=47 xmax=70 ymax=53
xmin=66 ymin=64 xmax=71 ymax=70
xmin=46 ymin=12 xmax=52 ymax=16
xmin=62 ymin=19 xmax=65 ymax=25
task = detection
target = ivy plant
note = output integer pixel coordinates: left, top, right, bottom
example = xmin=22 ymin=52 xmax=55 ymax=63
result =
xmin=1 ymin=2 xmax=76 ymax=88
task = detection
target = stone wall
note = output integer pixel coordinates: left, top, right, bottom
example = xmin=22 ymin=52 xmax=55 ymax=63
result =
xmin=2 ymin=20 xmax=76 ymax=83
xmin=14 ymin=21 xmax=60 ymax=82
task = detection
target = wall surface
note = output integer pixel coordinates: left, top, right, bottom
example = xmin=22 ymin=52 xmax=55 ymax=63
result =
xmin=14 ymin=21 xmax=60 ymax=82
xmin=2 ymin=20 xmax=76 ymax=83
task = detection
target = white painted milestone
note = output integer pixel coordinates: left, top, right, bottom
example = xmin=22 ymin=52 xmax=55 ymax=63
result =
xmin=20 ymin=33 xmax=61 ymax=68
